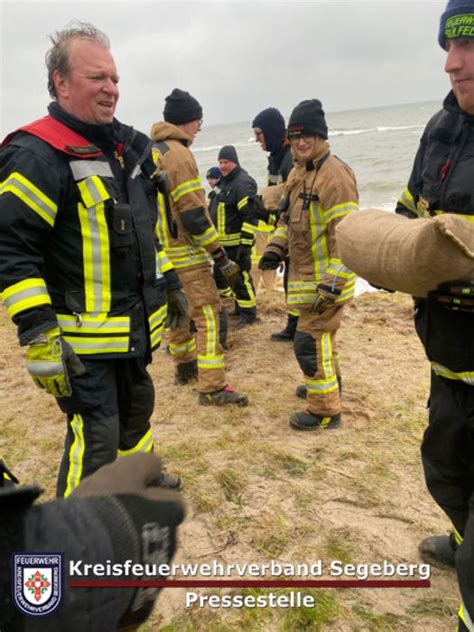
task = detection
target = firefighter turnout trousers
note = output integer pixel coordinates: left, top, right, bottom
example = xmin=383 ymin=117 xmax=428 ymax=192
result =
xmin=56 ymin=357 xmax=155 ymax=497
xmin=214 ymin=245 xmax=257 ymax=318
xmin=422 ymin=372 xmax=474 ymax=538
xmin=294 ymin=306 xmax=343 ymax=416
xmin=168 ymin=266 xmax=226 ymax=394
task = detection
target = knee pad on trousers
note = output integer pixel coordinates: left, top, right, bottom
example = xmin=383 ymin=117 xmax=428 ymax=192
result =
xmin=294 ymin=330 xmax=317 ymax=376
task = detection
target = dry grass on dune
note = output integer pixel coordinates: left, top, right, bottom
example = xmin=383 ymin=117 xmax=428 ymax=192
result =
xmin=0 ymin=290 xmax=461 ymax=631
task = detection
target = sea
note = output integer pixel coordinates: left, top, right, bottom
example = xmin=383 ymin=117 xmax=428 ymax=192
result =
xmin=193 ymin=100 xmax=443 ymax=211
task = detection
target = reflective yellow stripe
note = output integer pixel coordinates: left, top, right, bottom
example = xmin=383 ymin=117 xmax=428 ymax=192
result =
xmin=432 ymin=363 xmax=474 ymax=385
xmin=217 ymin=202 xmax=227 ymax=240
xmin=321 ymin=332 xmax=334 ymax=380
xmin=309 ymin=201 xmax=327 ymax=281
xmin=167 ymin=249 xmax=210 ymax=269
xmin=0 ymin=171 xmax=58 ymax=226
xmin=432 ymin=210 xmax=474 ymax=222
xmin=324 ymin=201 xmax=358 ymax=223
xmin=63 ymin=336 xmax=129 ymax=354
xmin=398 ymin=187 xmax=418 ymax=215
xmin=169 ymin=338 xmax=197 ymax=357
xmin=77 ymin=177 xmax=111 ymax=313
xmin=57 ymin=313 xmax=130 ymax=334
xmin=156 ymin=192 xmax=170 ymax=248
xmin=274 ymin=226 xmax=288 ymax=240
xmin=118 ymin=429 xmax=154 ymax=456
xmin=156 ymin=249 xmax=174 ymax=274
xmin=237 ymin=196 xmax=249 ymax=210
xmin=193 ymin=225 xmax=219 ymax=248
xmin=320 ymin=416 xmax=333 ymax=428
xmin=305 ymin=377 xmax=339 ymax=395
xmin=149 ymin=305 xmax=167 ymax=350
xmin=242 ymin=221 xmax=258 ymax=235
xmin=64 ymin=414 xmax=85 ymax=498
xmin=1 ymin=278 xmax=52 ymax=318
xmin=459 ymin=603 xmax=474 ymax=632
xmin=170 ymin=178 xmax=202 ymax=202
xmin=453 ymin=525 xmax=463 ymax=546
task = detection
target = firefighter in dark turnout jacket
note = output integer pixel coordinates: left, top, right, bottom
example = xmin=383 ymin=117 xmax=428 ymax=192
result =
xmin=252 ymin=107 xmax=297 ymax=339
xmin=209 ymin=145 xmax=260 ymax=328
xmin=0 ymin=23 xmax=187 ymax=497
xmin=395 ymin=2 xmax=474 ymax=628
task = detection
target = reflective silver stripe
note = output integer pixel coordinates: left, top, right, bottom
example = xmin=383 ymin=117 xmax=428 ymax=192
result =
xmin=3 ymin=285 xmax=48 ymax=310
xmin=63 ymin=338 xmax=129 ymax=352
xmin=2 ymin=174 xmax=57 ymax=224
xmin=82 ymin=175 xmax=109 ymax=206
xmin=58 ymin=314 xmax=130 ymax=333
xmin=149 ymin=306 xmax=167 ymax=330
xmin=70 ymin=160 xmax=113 ymax=181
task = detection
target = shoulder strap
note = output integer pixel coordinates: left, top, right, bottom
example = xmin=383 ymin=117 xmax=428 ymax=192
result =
xmin=2 ymin=115 xmax=103 ymax=158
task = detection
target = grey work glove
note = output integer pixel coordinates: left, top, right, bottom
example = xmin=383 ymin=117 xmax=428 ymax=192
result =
xmin=26 ymin=326 xmax=85 ymax=397
xmin=429 ymin=280 xmax=474 ymax=313
xmin=310 ymin=284 xmax=341 ymax=314
xmin=212 ymin=247 xmax=240 ymax=288
xmin=72 ymin=453 xmax=185 ymax=631
xmin=165 ymin=288 xmax=189 ymax=329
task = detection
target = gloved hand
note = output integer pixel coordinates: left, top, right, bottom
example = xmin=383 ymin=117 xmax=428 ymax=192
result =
xmin=26 ymin=327 xmax=85 ymax=398
xmin=258 ymin=251 xmax=282 ymax=271
xmin=212 ymin=247 xmax=240 ymax=288
xmin=310 ymin=284 xmax=341 ymax=314
xmin=72 ymin=453 xmax=185 ymax=631
xmin=165 ymin=288 xmax=189 ymax=329
xmin=236 ymin=245 xmax=252 ymax=272
xmin=429 ymin=280 xmax=474 ymax=312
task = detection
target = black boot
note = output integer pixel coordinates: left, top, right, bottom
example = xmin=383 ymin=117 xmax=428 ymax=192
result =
xmin=271 ymin=314 xmax=298 ymax=341
xmin=175 ymin=360 xmax=198 ymax=385
xmin=289 ymin=410 xmax=341 ymax=430
xmin=418 ymin=533 xmax=457 ymax=569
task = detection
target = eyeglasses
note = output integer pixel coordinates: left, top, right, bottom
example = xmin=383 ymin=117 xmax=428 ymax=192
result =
xmin=289 ymin=134 xmax=315 ymax=143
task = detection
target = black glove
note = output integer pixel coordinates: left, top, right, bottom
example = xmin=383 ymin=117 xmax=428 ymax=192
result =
xmin=310 ymin=284 xmax=341 ymax=314
xmin=429 ymin=280 xmax=474 ymax=313
xmin=165 ymin=288 xmax=189 ymax=329
xmin=259 ymin=251 xmax=282 ymax=271
xmin=236 ymin=245 xmax=252 ymax=272
xmin=212 ymin=247 xmax=240 ymax=288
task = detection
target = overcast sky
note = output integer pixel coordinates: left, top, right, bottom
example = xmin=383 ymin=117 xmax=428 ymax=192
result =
xmin=1 ymin=0 xmax=450 ymax=135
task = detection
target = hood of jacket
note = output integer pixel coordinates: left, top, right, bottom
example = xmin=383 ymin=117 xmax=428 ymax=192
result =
xmin=150 ymin=121 xmax=192 ymax=145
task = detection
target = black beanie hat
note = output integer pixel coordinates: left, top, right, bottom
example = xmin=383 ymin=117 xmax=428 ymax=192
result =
xmin=252 ymin=107 xmax=286 ymax=155
xmin=163 ymin=88 xmax=203 ymax=125
xmin=438 ymin=0 xmax=474 ymax=49
xmin=218 ymin=145 xmax=239 ymax=164
xmin=287 ymin=99 xmax=328 ymax=140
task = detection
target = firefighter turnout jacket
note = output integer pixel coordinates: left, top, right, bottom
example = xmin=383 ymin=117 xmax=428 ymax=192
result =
xmin=395 ymin=90 xmax=473 ymax=383
xmin=0 ymin=110 xmax=180 ymax=357
xmin=209 ymin=165 xmax=259 ymax=250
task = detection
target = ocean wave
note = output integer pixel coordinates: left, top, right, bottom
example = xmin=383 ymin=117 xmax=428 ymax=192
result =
xmin=330 ymin=124 xmax=423 ymax=137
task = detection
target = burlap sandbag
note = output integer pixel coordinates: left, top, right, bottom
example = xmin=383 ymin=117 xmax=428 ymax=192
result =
xmin=336 ymin=208 xmax=474 ymax=297
xmin=261 ymin=183 xmax=285 ymax=211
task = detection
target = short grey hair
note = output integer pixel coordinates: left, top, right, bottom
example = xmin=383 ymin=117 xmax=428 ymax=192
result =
xmin=45 ymin=20 xmax=110 ymax=99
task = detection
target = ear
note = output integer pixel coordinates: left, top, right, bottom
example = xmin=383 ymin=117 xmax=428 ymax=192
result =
xmin=53 ymin=70 xmax=69 ymax=99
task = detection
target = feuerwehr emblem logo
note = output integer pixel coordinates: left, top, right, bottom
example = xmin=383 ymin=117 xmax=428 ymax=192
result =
xmin=12 ymin=553 xmax=64 ymax=617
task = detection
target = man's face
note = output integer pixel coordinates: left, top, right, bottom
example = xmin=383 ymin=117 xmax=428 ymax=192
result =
xmin=207 ymin=176 xmax=219 ymax=189
xmin=219 ymin=159 xmax=237 ymax=177
xmin=290 ymin=135 xmax=317 ymax=161
xmin=253 ymin=127 xmax=266 ymax=151
xmin=181 ymin=119 xmax=202 ymax=140
xmin=54 ymin=38 xmax=119 ymax=124
xmin=445 ymin=38 xmax=474 ymax=115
